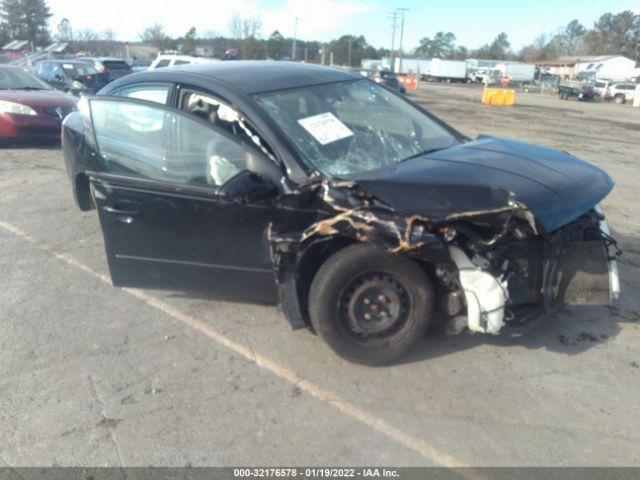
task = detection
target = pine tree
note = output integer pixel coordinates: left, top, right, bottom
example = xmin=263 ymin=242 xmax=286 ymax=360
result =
xmin=0 ymin=0 xmax=22 ymax=39
xmin=0 ymin=0 xmax=52 ymax=46
xmin=21 ymin=0 xmax=52 ymax=45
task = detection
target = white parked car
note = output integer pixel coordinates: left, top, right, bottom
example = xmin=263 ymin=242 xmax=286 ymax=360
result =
xmin=603 ymin=82 xmax=637 ymax=104
xmin=149 ymin=54 xmax=219 ymax=70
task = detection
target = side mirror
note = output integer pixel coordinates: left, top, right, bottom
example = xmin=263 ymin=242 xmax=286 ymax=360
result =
xmin=52 ymin=74 xmax=64 ymax=81
xmin=218 ymin=170 xmax=278 ymax=203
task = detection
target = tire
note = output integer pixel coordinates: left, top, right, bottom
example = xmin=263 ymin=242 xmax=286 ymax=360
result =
xmin=614 ymin=95 xmax=625 ymax=105
xmin=309 ymin=244 xmax=434 ymax=366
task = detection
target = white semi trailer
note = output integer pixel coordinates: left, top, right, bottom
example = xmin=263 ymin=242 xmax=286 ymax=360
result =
xmin=425 ymin=59 xmax=468 ymax=82
xmin=393 ymin=58 xmax=432 ymax=76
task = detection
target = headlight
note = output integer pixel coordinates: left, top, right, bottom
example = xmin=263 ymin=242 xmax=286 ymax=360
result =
xmin=0 ymin=100 xmax=37 ymax=116
xmin=72 ymin=80 xmax=86 ymax=90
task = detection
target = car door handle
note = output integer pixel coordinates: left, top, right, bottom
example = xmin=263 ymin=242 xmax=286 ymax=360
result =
xmin=103 ymin=206 xmax=141 ymax=216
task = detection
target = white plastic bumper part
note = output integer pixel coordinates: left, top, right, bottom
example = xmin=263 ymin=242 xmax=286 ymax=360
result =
xmin=448 ymin=246 xmax=508 ymax=334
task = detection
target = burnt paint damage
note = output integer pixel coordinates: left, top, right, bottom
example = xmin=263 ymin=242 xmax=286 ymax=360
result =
xmin=268 ymin=138 xmax=620 ymax=334
xmin=270 ymin=178 xmax=452 ymax=329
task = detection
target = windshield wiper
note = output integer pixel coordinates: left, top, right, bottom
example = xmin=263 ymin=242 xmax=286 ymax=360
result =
xmin=400 ymin=147 xmax=447 ymax=163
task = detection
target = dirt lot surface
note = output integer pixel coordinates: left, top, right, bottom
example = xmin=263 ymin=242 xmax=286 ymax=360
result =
xmin=1 ymin=83 xmax=639 ymax=467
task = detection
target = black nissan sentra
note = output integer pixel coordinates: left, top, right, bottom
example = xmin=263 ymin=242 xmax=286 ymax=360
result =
xmin=62 ymin=61 xmax=620 ymax=365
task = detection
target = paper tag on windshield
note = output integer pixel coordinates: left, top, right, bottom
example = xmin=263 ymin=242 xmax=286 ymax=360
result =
xmin=298 ymin=112 xmax=353 ymax=145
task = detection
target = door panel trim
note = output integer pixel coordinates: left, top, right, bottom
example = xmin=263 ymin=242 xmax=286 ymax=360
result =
xmin=115 ymin=254 xmax=273 ymax=273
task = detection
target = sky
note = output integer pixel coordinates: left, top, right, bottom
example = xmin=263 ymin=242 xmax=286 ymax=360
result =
xmin=46 ymin=0 xmax=640 ymax=52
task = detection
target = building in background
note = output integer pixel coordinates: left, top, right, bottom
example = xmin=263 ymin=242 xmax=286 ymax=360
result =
xmin=536 ymin=55 xmax=636 ymax=81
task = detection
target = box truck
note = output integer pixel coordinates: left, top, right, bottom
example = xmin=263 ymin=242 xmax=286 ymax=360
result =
xmin=425 ymin=59 xmax=467 ymax=82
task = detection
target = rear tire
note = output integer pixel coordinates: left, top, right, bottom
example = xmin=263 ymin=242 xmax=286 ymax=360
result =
xmin=614 ymin=95 xmax=625 ymax=105
xmin=309 ymin=244 xmax=434 ymax=366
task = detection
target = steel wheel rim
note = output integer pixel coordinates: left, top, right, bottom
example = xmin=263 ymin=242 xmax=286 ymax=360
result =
xmin=338 ymin=271 xmax=410 ymax=340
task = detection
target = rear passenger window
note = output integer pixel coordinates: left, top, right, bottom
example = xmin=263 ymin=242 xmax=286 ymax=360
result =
xmin=174 ymin=60 xmax=190 ymax=66
xmin=117 ymin=84 xmax=171 ymax=104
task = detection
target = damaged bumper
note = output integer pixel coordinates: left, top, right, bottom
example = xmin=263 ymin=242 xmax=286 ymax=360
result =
xmin=449 ymin=206 xmax=620 ymax=334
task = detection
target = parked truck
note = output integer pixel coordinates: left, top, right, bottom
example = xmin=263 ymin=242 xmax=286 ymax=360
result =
xmin=558 ymin=79 xmax=596 ymax=101
xmin=425 ymin=59 xmax=467 ymax=82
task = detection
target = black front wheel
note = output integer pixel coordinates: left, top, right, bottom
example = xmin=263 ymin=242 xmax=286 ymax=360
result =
xmin=309 ymin=244 xmax=434 ymax=366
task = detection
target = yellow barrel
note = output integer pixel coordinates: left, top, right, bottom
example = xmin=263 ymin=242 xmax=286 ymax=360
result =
xmin=482 ymin=88 xmax=516 ymax=106
xmin=633 ymin=85 xmax=640 ymax=108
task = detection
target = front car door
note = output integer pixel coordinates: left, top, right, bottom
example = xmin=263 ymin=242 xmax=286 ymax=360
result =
xmin=87 ymin=96 xmax=282 ymax=303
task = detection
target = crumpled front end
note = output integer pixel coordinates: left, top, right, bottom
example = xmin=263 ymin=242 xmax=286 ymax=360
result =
xmin=444 ymin=206 xmax=620 ymax=334
xmin=269 ymin=177 xmax=620 ymax=335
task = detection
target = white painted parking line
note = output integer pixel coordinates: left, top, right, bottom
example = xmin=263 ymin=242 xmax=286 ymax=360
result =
xmin=0 ymin=219 xmax=474 ymax=470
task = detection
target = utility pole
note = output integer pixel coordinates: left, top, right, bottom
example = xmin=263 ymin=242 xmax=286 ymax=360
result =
xmin=388 ymin=10 xmax=398 ymax=71
xmin=292 ymin=17 xmax=299 ymax=61
xmin=397 ymin=8 xmax=409 ymax=74
xmin=347 ymin=37 xmax=352 ymax=67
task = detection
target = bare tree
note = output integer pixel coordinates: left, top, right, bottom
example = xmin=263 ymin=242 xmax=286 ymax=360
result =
xmin=242 ymin=16 xmax=262 ymax=39
xmin=228 ymin=13 xmax=243 ymax=39
xmin=103 ymin=28 xmax=115 ymax=42
xmin=74 ymin=28 xmax=99 ymax=42
xmin=56 ymin=18 xmax=72 ymax=41
xmin=227 ymin=13 xmax=262 ymax=59
xmin=140 ymin=23 xmax=172 ymax=50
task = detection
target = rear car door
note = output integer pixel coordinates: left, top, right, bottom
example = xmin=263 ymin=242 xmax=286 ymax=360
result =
xmin=86 ymin=97 xmax=281 ymax=303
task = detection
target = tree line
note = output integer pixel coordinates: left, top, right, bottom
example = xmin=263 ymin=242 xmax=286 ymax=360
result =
xmin=0 ymin=0 xmax=638 ymax=65
xmin=417 ymin=11 xmax=640 ymax=62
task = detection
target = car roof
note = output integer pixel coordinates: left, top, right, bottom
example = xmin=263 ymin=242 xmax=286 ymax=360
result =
xmin=117 ymin=61 xmax=359 ymax=95
xmin=78 ymin=57 xmax=125 ymax=61
xmin=38 ymin=60 xmax=86 ymax=65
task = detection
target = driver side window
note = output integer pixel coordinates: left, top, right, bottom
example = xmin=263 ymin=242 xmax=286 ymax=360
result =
xmin=178 ymin=89 xmax=279 ymax=174
xmin=90 ymin=98 xmax=250 ymax=188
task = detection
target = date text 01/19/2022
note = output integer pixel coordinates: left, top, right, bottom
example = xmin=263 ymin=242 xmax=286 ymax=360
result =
xmin=233 ymin=468 xmax=400 ymax=478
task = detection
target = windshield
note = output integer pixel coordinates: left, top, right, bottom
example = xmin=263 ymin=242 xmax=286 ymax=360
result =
xmin=0 ymin=68 xmax=52 ymax=90
xmin=254 ymin=79 xmax=460 ymax=176
xmin=62 ymin=63 xmax=99 ymax=76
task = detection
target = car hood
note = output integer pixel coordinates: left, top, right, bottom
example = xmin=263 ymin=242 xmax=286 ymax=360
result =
xmin=0 ymin=89 xmax=78 ymax=108
xmin=352 ymin=136 xmax=614 ymax=232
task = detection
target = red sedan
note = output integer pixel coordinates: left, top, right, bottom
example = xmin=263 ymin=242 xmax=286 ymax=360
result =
xmin=0 ymin=66 xmax=78 ymax=142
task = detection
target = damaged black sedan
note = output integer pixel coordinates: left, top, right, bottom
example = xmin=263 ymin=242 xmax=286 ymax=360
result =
xmin=62 ymin=62 xmax=620 ymax=365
